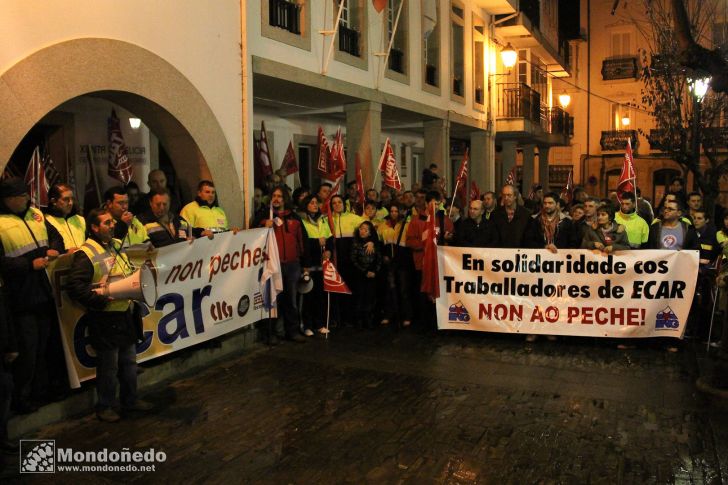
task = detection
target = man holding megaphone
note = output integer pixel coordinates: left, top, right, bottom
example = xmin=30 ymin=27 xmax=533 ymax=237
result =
xmin=66 ymin=208 xmax=153 ymax=423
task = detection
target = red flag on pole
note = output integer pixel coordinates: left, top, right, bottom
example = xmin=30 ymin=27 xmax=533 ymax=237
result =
xmin=504 ymin=165 xmax=516 ymax=186
xmin=421 ymin=202 xmax=440 ymax=299
xmin=107 ymin=109 xmax=133 ymax=185
xmin=355 ymin=153 xmax=365 ymax=207
xmin=617 ymin=138 xmax=636 ymax=202
xmin=280 ymin=141 xmax=299 ymax=176
xmin=378 ymin=138 xmax=402 ymax=191
xmin=323 ymin=259 xmax=352 ymax=294
xmin=83 ymin=145 xmax=102 ymax=213
xmin=317 ymin=127 xmax=331 ymax=179
xmin=330 ymin=128 xmax=347 ymax=180
xmin=25 ymin=146 xmax=50 ymax=207
xmin=454 ymin=149 xmax=469 ymax=206
xmin=470 ymin=181 xmax=480 ymax=201
xmin=372 ymin=0 xmax=386 ymax=13
xmin=258 ymin=121 xmax=273 ymax=177
xmin=559 ymin=170 xmax=574 ymax=205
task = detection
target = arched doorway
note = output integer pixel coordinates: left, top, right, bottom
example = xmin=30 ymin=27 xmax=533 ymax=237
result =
xmin=0 ymin=38 xmax=243 ymax=224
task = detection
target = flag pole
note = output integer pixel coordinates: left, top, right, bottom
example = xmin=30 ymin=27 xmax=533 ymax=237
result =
xmin=325 ymin=293 xmax=330 ymax=340
xmin=448 ymin=178 xmax=460 ymax=219
xmin=322 ymin=0 xmax=346 ymax=74
xmin=375 ymin=0 xmax=405 ymax=89
xmin=372 ymin=139 xmax=388 ymax=189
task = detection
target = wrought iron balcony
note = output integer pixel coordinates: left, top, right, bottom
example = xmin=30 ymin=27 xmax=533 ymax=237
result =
xmin=600 ymin=130 xmax=638 ymax=151
xmin=703 ymin=127 xmax=728 ymax=149
xmin=496 ymin=83 xmax=541 ymax=124
xmin=269 ymin=0 xmax=301 ymax=35
xmin=389 ymin=48 xmax=404 ymax=73
xmin=601 ymin=56 xmax=639 ymax=80
xmin=338 ymin=24 xmax=360 ymax=57
xmin=542 ymin=106 xmax=573 ymax=138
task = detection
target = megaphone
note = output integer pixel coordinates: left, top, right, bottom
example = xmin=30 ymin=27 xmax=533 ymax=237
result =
xmin=297 ymin=272 xmax=314 ymax=294
xmin=105 ymin=265 xmax=158 ymax=305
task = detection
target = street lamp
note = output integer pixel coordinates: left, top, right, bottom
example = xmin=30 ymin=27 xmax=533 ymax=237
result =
xmin=689 ymin=76 xmax=710 ymax=101
xmin=621 ymin=116 xmax=631 ymax=127
xmin=500 ymin=43 xmax=517 ymax=69
xmin=558 ymin=91 xmax=571 ymax=108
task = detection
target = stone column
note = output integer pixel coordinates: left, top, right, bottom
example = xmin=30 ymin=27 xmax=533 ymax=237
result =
xmin=345 ymin=101 xmax=382 ymax=188
xmin=538 ymin=146 xmax=551 ymax=193
xmin=424 ymin=119 xmax=450 ymax=183
xmin=501 ymin=140 xmax=517 ymax=188
xmin=521 ymin=144 xmax=536 ymax=196
xmin=469 ymin=130 xmax=491 ymax=194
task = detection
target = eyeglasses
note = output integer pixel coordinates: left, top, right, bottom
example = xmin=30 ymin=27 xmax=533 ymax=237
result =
xmin=663 ymin=207 xmax=678 ymax=212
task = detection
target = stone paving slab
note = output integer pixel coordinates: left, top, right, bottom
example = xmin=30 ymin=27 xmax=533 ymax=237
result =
xmin=2 ymin=327 xmax=726 ymax=484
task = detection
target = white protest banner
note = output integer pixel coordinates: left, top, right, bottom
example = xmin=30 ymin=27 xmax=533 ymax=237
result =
xmin=49 ymin=228 xmax=277 ymax=387
xmin=437 ymin=247 xmax=699 ymax=339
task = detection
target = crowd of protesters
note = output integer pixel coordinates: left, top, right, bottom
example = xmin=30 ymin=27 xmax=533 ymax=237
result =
xmin=252 ymin=171 xmax=726 ymax=354
xmin=0 ymin=162 xmax=725 ymax=455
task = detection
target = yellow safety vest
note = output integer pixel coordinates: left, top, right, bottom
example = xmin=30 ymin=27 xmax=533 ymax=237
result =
xmin=46 ymin=214 xmax=86 ymax=251
xmin=118 ymin=217 xmax=149 ymax=247
xmin=379 ymin=219 xmax=410 ymax=246
xmin=0 ymin=207 xmax=49 ymax=257
xmin=143 ymin=218 xmax=191 ymax=241
xmin=330 ymin=212 xmax=363 ymax=238
xmin=79 ymin=238 xmax=134 ymax=312
xmin=301 ymin=216 xmax=332 ymax=239
xmin=180 ymin=201 xmax=229 ymax=231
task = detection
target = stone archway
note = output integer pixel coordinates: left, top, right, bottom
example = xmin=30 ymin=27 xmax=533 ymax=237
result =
xmin=0 ymin=38 xmax=242 ymax=224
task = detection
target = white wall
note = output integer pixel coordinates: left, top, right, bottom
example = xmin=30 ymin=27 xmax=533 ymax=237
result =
xmin=0 ymin=0 xmax=243 ymax=177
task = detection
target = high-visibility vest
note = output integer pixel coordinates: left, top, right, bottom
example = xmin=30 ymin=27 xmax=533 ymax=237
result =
xmin=118 ymin=217 xmax=149 ymax=247
xmin=301 ymin=216 xmax=332 ymax=239
xmin=46 ymin=214 xmax=86 ymax=250
xmin=143 ymin=217 xmax=191 ymax=241
xmin=180 ymin=201 xmax=229 ymax=231
xmin=330 ymin=212 xmax=363 ymax=238
xmin=79 ymin=238 xmax=134 ymax=312
xmin=0 ymin=207 xmax=48 ymax=257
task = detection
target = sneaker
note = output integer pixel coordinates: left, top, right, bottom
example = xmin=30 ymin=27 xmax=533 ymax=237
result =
xmin=304 ymin=329 xmax=314 ymax=337
xmin=380 ymin=319 xmax=390 ymax=325
xmin=402 ymin=320 xmax=411 ymax=327
xmin=710 ymin=341 xmax=723 ymax=348
xmin=525 ymin=334 xmax=537 ymax=343
xmin=96 ymin=408 xmax=121 ymax=423
xmin=317 ymin=327 xmax=330 ymax=335
xmin=123 ymin=399 xmax=154 ymax=412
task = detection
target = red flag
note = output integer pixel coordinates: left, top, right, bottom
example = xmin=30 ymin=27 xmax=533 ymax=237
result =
xmin=355 ymin=154 xmax=365 ymax=207
xmin=378 ymin=138 xmax=401 ymax=191
xmin=617 ymin=138 xmax=636 ymax=202
xmin=470 ymin=181 xmax=480 ymax=201
xmin=421 ymin=202 xmax=440 ymax=299
xmin=258 ymin=121 xmax=273 ymax=177
xmin=372 ymin=0 xmax=386 ymax=13
xmin=323 ymin=259 xmax=352 ymax=294
xmin=107 ymin=109 xmax=133 ymax=185
xmin=280 ymin=141 xmax=299 ymax=175
xmin=317 ymin=127 xmax=331 ymax=179
xmin=456 ymin=149 xmax=469 ymax=186
xmin=25 ymin=146 xmax=50 ymax=207
xmin=559 ymin=170 xmax=574 ymax=205
xmin=83 ymin=145 xmax=102 ymax=213
xmin=504 ymin=165 xmax=516 ymax=186
xmin=330 ymin=128 xmax=347 ymax=179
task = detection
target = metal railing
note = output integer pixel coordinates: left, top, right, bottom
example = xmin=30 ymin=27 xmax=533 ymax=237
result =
xmin=601 ymin=56 xmax=639 ymax=80
xmin=338 ymin=24 xmax=360 ymax=57
xmin=496 ymin=83 xmax=541 ymax=124
xmin=600 ymin=130 xmax=638 ymax=151
xmin=269 ymin=0 xmax=301 ymax=34
xmin=542 ymin=106 xmax=573 ymax=138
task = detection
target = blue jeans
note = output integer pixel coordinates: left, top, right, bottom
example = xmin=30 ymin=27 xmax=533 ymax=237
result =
xmin=95 ymin=344 xmax=137 ymax=410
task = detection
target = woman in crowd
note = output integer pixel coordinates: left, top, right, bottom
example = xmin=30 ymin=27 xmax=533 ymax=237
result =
xmin=378 ymin=203 xmax=413 ymax=327
xmin=581 ymin=205 xmax=630 ymax=253
xmin=298 ymin=195 xmax=332 ymax=336
xmin=329 ymin=195 xmax=365 ymax=326
xmin=350 ymin=221 xmax=381 ymax=329
xmin=44 ymin=183 xmax=86 ymax=253
xmin=569 ymin=203 xmax=585 ymax=224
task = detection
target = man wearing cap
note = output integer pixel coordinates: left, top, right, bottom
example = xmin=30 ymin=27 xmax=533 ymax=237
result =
xmin=66 ymin=208 xmax=153 ymax=422
xmin=0 ymin=178 xmax=63 ymax=413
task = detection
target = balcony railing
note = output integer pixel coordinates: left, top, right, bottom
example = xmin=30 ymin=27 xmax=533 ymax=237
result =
xmin=269 ymin=0 xmax=301 ymax=35
xmin=496 ymin=83 xmax=541 ymax=124
xmin=541 ymin=106 xmax=573 ymax=138
xmin=389 ymin=48 xmax=404 ymax=73
xmin=647 ymin=129 xmax=678 ymax=151
xmin=703 ymin=127 xmax=728 ymax=149
xmin=601 ymin=56 xmax=639 ymax=80
xmin=600 ymin=130 xmax=638 ymax=151
xmin=338 ymin=24 xmax=360 ymax=57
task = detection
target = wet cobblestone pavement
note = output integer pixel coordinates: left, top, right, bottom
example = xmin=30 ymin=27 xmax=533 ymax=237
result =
xmin=6 ymin=327 xmax=728 ymax=484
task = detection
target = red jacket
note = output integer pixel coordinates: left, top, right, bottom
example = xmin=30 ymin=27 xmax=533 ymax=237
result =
xmin=259 ymin=210 xmax=304 ymax=264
